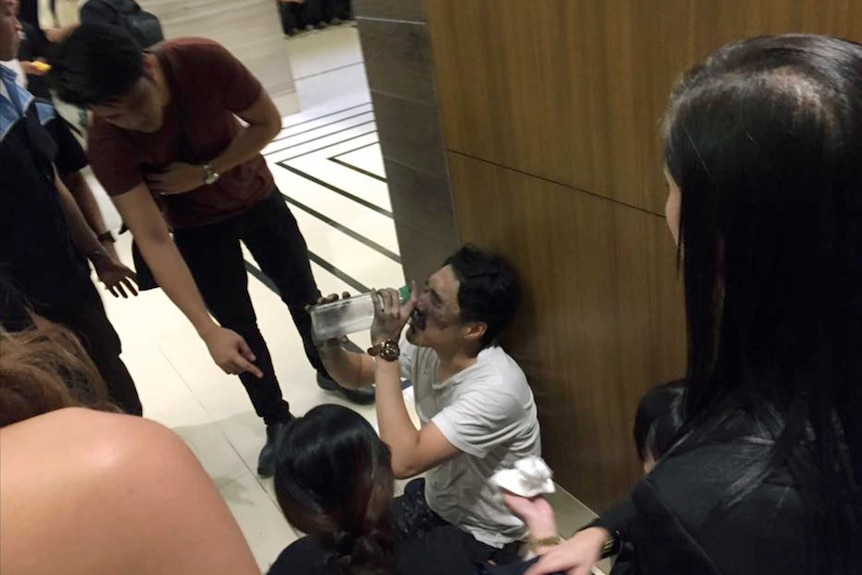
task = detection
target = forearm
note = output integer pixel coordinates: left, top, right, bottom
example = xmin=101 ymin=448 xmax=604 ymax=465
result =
xmin=61 ymin=172 xmax=110 ymax=236
xmin=55 ymin=174 xmax=102 ymax=255
xmin=375 ymin=359 xmax=420 ymax=471
xmin=319 ymin=346 xmax=375 ymax=388
xmin=135 ymin=236 xmax=218 ymax=336
xmin=210 ymin=121 xmax=279 ymax=175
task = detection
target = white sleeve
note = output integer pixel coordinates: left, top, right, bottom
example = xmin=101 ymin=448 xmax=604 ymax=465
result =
xmin=398 ymin=332 xmax=415 ymax=381
xmin=431 ymin=375 xmax=526 ymax=458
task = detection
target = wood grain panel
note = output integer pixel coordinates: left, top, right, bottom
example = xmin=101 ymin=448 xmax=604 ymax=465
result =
xmin=448 ymin=152 xmax=686 ymax=510
xmin=426 ymin=0 xmax=862 ymax=214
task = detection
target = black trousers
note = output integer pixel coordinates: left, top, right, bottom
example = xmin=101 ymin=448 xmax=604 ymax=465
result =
xmin=277 ymin=0 xmax=323 ymax=34
xmin=392 ymin=478 xmax=522 ymax=566
xmin=173 ymin=190 xmax=323 ymax=425
xmin=49 ymin=281 xmax=142 ymax=416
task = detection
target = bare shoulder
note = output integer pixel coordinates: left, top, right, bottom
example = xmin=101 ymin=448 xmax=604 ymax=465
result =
xmin=1 ymin=407 xmax=188 ymax=470
xmin=0 ymin=409 xmax=258 ymax=575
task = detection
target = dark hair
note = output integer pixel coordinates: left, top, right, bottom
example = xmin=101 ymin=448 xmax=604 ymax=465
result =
xmin=48 ymin=23 xmax=144 ymax=107
xmin=444 ymin=244 xmax=520 ymax=348
xmin=633 ymin=381 xmax=685 ymax=463
xmin=665 ymin=34 xmax=862 ymax=572
xmin=274 ymin=405 xmax=395 ymax=575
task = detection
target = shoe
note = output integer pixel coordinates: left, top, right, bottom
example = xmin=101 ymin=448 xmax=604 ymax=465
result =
xmin=316 ymin=371 xmax=376 ymax=405
xmin=257 ymin=419 xmax=291 ymax=478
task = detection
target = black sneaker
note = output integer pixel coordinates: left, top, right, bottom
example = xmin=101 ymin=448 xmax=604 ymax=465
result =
xmin=316 ymin=371 xmax=376 ymax=405
xmin=257 ymin=419 xmax=291 ymax=478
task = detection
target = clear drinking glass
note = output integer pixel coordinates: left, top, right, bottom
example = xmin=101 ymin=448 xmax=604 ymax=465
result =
xmin=310 ymin=286 xmax=411 ymax=341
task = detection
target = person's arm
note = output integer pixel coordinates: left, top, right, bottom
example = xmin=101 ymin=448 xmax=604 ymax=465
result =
xmin=54 ymin=172 xmax=137 ymax=298
xmin=371 ymin=288 xmax=460 ymax=478
xmin=43 ymin=24 xmax=79 ymax=43
xmin=501 ymin=494 xmax=560 ymax=555
xmin=54 ymin=171 xmax=103 ymax=256
xmin=313 ymin=294 xmax=377 ymax=388
xmin=110 ymin=184 xmax=263 ymax=378
xmin=61 ymin=171 xmax=118 ymax=260
xmin=145 ymin=91 xmax=281 ymax=195
xmin=374 ymin=358 xmax=460 ymax=478
xmin=318 ymin=341 xmax=377 ymax=388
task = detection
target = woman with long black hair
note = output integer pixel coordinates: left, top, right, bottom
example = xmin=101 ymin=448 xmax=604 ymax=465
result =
xmin=529 ymin=34 xmax=862 ymax=575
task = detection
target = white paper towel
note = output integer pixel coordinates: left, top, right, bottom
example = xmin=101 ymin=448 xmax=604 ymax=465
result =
xmin=491 ymin=456 xmax=556 ymax=498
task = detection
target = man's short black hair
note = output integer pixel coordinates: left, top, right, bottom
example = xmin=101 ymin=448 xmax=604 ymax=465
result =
xmin=49 ymin=24 xmax=144 ymax=107
xmin=444 ymin=244 xmax=520 ymax=349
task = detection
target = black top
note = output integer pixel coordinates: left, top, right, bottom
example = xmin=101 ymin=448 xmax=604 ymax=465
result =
xmin=17 ymin=0 xmax=40 ymax=28
xmin=18 ymin=20 xmax=51 ymax=100
xmin=0 ymin=71 xmax=92 ymax=317
xmin=268 ymin=526 xmax=484 ymax=575
xmin=630 ymin=434 xmax=808 ymax=575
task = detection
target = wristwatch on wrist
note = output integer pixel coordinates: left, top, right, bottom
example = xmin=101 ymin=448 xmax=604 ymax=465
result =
xmin=202 ymin=163 xmax=221 ymax=185
xmin=367 ymin=339 xmax=400 ymax=362
xmin=97 ymin=230 xmax=116 ymax=244
xmin=600 ymin=531 xmax=622 ymax=558
xmin=527 ymin=534 xmax=562 ymax=554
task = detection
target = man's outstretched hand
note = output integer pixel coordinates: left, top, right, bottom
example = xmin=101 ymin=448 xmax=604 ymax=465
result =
xmin=201 ymin=326 xmax=263 ymax=378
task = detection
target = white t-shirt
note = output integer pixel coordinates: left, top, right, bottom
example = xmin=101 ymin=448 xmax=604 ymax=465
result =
xmin=399 ymin=336 xmax=542 ymax=548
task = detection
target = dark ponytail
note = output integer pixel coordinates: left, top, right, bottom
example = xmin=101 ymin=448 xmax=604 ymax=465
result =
xmin=274 ymin=405 xmax=397 ymax=575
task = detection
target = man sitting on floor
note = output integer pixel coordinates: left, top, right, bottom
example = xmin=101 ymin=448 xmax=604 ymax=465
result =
xmin=317 ymin=245 xmax=541 ymax=563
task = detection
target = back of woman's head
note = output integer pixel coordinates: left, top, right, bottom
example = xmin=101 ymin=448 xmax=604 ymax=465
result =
xmin=664 ymin=34 xmax=862 ymax=571
xmin=274 ymin=405 xmax=395 ymax=575
xmin=0 ymin=328 xmax=112 ymax=427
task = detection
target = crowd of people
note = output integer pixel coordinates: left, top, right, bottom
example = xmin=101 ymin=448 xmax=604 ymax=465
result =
xmin=1 ymin=0 xmax=861 ymax=574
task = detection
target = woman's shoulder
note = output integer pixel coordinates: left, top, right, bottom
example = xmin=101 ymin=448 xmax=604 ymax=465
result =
xmin=1 ymin=407 xmax=186 ymax=471
xmin=633 ymin=441 xmax=808 ymax=575
xmin=1 ymin=408 xmax=259 ymax=575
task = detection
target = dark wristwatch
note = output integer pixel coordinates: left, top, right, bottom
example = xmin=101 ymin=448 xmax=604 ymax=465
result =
xmin=202 ymin=163 xmax=221 ymax=185
xmin=97 ymin=231 xmax=116 ymax=244
xmin=367 ymin=339 xmax=400 ymax=362
xmin=601 ymin=531 xmax=622 ymax=558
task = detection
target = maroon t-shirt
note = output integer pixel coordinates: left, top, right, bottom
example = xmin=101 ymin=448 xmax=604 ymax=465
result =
xmin=88 ymin=38 xmax=274 ymax=229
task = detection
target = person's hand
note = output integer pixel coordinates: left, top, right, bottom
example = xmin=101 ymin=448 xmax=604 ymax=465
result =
xmin=502 ymin=492 xmax=557 ymax=536
xmin=503 ymin=490 xmax=557 ymax=533
xmin=201 ymin=327 xmax=264 ymax=378
xmin=102 ymin=241 xmax=120 ymax=262
xmin=93 ymin=256 xmax=139 ymax=298
xmin=370 ymin=282 xmax=416 ymax=345
xmin=145 ymin=163 xmax=206 ymax=196
xmin=308 ymin=292 xmax=351 ymax=352
xmin=524 ymin=527 xmax=609 ymax=575
xmin=44 ymin=24 xmax=79 ymax=43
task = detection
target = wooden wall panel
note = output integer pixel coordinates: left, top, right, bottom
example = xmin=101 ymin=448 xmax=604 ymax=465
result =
xmin=426 ymin=0 xmax=862 ymax=214
xmin=448 ymin=152 xmax=685 ymax=510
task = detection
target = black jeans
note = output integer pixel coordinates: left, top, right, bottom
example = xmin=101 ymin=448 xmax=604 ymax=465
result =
xmin=173 ymin=190 xmax=323 ymax=425
xmin=393 ymin=478 xmax=522 ymax=566
xmin=49 ymin=281 xmax=142 ymax=416
xmin=277 ymin=0 xmax=323 ymax=34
